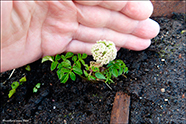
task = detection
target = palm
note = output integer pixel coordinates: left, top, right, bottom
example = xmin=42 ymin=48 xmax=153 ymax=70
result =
xmin=40 ymin=2 xmax=79 ymax=56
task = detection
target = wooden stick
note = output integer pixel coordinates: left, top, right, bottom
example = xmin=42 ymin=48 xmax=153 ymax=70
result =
xmin=110 ymin=92 xmax=130 ymax=124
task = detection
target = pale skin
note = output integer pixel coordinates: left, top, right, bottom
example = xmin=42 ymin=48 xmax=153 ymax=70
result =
xmin=1 ymin=1 xmax=160 ymax=72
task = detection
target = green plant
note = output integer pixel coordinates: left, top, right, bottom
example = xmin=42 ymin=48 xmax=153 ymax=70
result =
xmin=33 ymin=83 xmax=41 ymax=93
xmin=25 ymin=65 xmax=31 ymax=71
xmin=8 ymin=76 xmax=26 ymax=98
xmin=42 ymin=40 xmax=128 ymax=89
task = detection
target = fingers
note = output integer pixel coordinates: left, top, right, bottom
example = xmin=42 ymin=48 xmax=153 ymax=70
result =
xmin=74 ymin=1 xmax=153 ymax=20
xmin=76 ymin=4 xmax=137 ymax=33
xmin=131 ymin=19 xmax=160 ymax=39
xmin=75 ymin=3 xmax=158 ymax=38
xmin=120 ymin=1 xmax=153 ymax=20
xmin=73 ymin=25 xmax=151 ymax=51
xmin=74 ymin=17 xmax=159 ymax=41
xmin=65 ymin=40 xmax=94 ymax=55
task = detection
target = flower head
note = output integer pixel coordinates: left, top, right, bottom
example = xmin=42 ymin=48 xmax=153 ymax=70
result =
xmin=91 ymin=40 xmax=117 ymax=65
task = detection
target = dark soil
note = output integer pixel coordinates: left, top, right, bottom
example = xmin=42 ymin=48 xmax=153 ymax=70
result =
xmin=1 ymin=13 xmax=185 ymax=124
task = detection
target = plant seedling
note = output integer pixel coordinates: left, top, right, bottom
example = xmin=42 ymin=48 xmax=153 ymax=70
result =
xmin=42 ymin=40 xmax=128 ymax=89
xmin=8 ymin=76 xmax=27 ymax=98
xmin=33 ymin=83 xmax=41 ymax=93
xmin=25 ymin=65 xmax=31 ymax=71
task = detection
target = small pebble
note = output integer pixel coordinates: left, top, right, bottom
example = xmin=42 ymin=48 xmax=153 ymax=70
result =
xmin=161 ymin=59 xmax=165 ymax=62
xmin=164 ymin=99 xmax=168 ymax=102
xmin=161 ymin=88 xmax=165 ymax=93
xmin=179 ymin=54 xmax=182 ymax=58
xmin=182 ymin=94 xmax=185 ymax=99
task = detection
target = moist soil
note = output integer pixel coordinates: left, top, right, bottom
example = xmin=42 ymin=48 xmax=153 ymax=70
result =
xmin=1 ymin=13 xmax=185 ymax=124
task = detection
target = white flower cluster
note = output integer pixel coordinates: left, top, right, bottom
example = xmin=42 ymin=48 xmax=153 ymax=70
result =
xmin=91 ymin=40 xmax=117 ymax=65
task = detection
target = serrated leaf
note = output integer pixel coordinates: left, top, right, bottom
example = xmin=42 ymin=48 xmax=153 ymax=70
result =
xmin=72 ymin=55 xmax=77 ymax=62
xmin=83 ymin=70 xmax=89 ymax=77
xmin=61 ymin=74 xmax=69 ymax=83
xmin=55 ymin=54 xmax=61 ymax=61
xmin=82 ymin=53 xmax=87 ymax=59
xmin=25 ymin=65 xmax=31 ymax=71
xmin=70 ymin=72 xmax=76 ymax=81
xmin=95 ymin=72 xmax=106 ymax=80
xmin=73 ymin=66 xmax=83 ymax=75
xmin=8 ymin=89 xmax=16 ymax=98
xmin=112 ymin=68 xmax=118 ymax=77
xmin=11 ymin=81 xmax=19 ymax=89
xmin=65 ymin=52 xmax=74 ymax=58
xmin=19 ymin=76 xmax=26 ymax=83
xmin=51 ymin=61 xmax=58 ymax=71
xmin=76 ymin=61 xmax=81 ymax=68
xmin=42 ymin=56 xmax=54 ymax=63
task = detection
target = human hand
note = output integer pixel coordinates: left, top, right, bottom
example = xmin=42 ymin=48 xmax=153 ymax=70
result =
xmin=1 ymin=1 xmax=159 ymax=72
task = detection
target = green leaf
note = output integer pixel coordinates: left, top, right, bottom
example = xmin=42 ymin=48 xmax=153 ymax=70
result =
xmin=19 ymin=76 xmax=26 ymax=84
xmin=82 ymin=53 xmax=87 ymax=59
xmin=83 ymin=70 xmax=89 ymax=77
xmin=36 ymin=83 xmax=41 ymax=89
xmin=61 ymin=55 xmax=66 ymax=61
xmin=61 ymin=74 xmax=69 ymax=83
xmin=124 ymin=67 xmax=128 ymax=73
xmin=61 ymin=68 xmax=70 ymax=73
xmin=73 ymin=66 xmax=83 ymax=75
xmin=118 ymin=68 xmax=123 ymax=76
xmin=57 ymin=69 xmax=64 ymax=80
xmin=85 ymin=64 xmax=89 ymax=69
xmin=65 ymin=52 xmax=74 ymax=58
xmin=113 ymin=64 xmax=120 ymax=69
xmin=70 ymin=72 xmax=76 ymax=81
xmin=51 ymin=61 xmax=58 ymax=71
xmin=80 ymin=59 xmax=85 ymax=65
xmin=107 ymin=61 xmax=114 ymax=67
xmin=77 ymin=53 xmax=81 ymax=59
xmin=42 ymin=56 xmax=54 ymax=63
xmin=112 ymin=68 xmax=118 ymax=77
xmin=61 ymin=61 xmax=71 ymax=68
xmin=55 ymin=54 xmax=61 ymax=61
xmin=90 ymin=75 xmax=96 ymax=80
xmin=66 ymin=59 xmax=72 ymax=65
xmin=33 ymin=87 xmax=38 ymax=93
xmin=11 ymin=81 xmax=19 ymax=89
xmin=8 ymin=89 xmax=16 ymax=98
xmin=92 ymin=66 xmax=99 ymax=72
xmin=95 ymin=72 xmax=106 ymax=80
xmin=25 ymin=65 xmax=31 ymax=71
xmin=72 ymin=55 xmax=77 ymax=62
xmin=76 ymin=61 xmax=81 ymax=68
xmin=57 ymin=63 xmax=63 ymax=69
